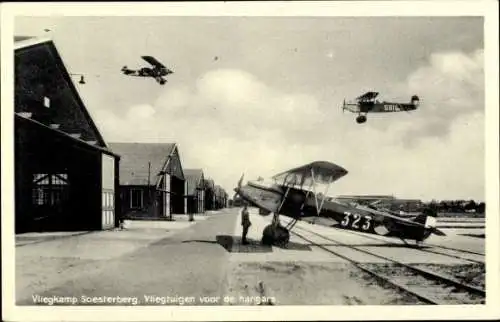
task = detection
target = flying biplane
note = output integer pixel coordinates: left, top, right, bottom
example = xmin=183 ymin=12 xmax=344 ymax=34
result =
xmin=342 ymin=91 xmax=420 ymax=124
xmin=233 ymin=161 xmax=444 ymax=247
xmin=121 ymin=56 xmax=173 ymax=85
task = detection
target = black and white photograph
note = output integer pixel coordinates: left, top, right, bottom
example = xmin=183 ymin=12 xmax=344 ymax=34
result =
xmin=2 ymin=1 xmax=499 ymax=321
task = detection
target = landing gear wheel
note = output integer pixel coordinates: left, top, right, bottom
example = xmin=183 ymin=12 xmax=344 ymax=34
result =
xmin=262 ymin=224 xmax=290 ymax=247
xmin=356 ymin=115 xmax=367 ymax=124
xmin=262 ymin=225 xmax=274 ymax=246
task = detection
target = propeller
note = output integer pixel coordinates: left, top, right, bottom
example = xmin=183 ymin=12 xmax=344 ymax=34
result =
xmin=232 ymin=173 xmax=245 ymax=201
xmin=342 ymin=99 xmax=345 ymax=113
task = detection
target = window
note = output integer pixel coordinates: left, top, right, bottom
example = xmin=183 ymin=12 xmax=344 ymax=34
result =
xmin=130 ymin=189 xmax=143 ymax=209
xmin=43 ymin=96 xmax=50 ymax=108
xmin=32 ymin=173 xmax=68 ymax=206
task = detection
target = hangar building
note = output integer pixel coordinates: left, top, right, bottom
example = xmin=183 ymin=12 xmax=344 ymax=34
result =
xmin=109 ymin=143 xmax=186 ymax=219
xmin=214 ymin=185 xmax=228 ymax=209
xmin=203 ymin=178 xmax=216 ymax=211
xmin=14 ymin=37 xmax=120 ymax=233
xmin=184 ymin=169 xmax=205 ymax=214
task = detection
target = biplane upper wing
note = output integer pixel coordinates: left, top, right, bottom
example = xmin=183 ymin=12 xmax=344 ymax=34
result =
xmin=272 ymin=161 xmax=348 ymax=189
xmin=356 ymin=91 xmax=379 ymax=101
xmin=141 ymin=56 xmax=166 ymax=68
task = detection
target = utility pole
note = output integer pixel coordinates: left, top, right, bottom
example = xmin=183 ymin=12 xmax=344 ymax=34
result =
xmin=148 ymin=162 xmax=151 ymax=214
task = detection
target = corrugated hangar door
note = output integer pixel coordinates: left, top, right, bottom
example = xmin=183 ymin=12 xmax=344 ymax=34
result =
xmin=101 ymin=154 xmax=115 ymax=229
xmin=164 ymin=174 xmax=171 ymax=218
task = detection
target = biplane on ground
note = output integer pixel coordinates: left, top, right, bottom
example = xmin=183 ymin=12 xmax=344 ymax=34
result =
xmin=121 ymin=56 xmax=173 ymax=85
xmin=233 ymin=161 xmax=445 ymax=247
xmin=342 ymin=91 xmax=420 ymax=124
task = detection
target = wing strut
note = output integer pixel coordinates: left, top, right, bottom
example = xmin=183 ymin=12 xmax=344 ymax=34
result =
xmin=273 ymin=176 xmax=293 ymax=228
xmin=310 ymin=168 xmax=333 ymax=216
xmin=277 ymin=186 xmax=291 ymax=214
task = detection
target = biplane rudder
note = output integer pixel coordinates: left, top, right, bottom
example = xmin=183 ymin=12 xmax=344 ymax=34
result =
xmin=413 ymin=212 xmax=436 ymax=227
xmin=412 ymin=209 xmax=446 ymax=239
xmin=411 ymin=95 xmax=420 ymax=107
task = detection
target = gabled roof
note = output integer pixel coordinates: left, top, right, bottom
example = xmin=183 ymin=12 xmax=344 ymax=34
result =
xmin=336 ymin=195 xmax=395 ymax=200
xmin=109 ymin=142 xmax=179 ymax=185
xmin=14 ymin=36 xmax=38 ymax=45
xmin=204 ymin=178 xmax=215 ymax=190
xmin=15 ymin=113 xmax=120 ymax=158
xmin=14 ymin=36 xmax=108 ymax=148
xmin=214 ymin=185 xmax=227 ymax=197
xmin=184 ymin=169 xmax=204 ymax=195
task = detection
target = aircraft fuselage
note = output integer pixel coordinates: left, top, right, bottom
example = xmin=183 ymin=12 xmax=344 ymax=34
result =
xmin=360 ymin=101 xmax=418 ymax=113
xmin=235 ymin=181 xmax=433 ymax=242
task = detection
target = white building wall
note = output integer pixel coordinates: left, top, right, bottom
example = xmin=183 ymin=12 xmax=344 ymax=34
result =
xmin=101 ymin=154 xmax=115 ymax=229
xmin=200 ymin=189 xmax=205 ymax=213
xmin=165 ymin=174 xmax=171 ymax=217
xmin=184 ymin=180 xmax=188 ymax=214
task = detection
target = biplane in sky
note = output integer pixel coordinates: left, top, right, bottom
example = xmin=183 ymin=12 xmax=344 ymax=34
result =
xmin=233 ymin=161 xmax=444 ymax=247
xmin=342 ymin=91 xmax=420 ymax=124
xmin=121 ymin=56 xmax=173 ymax=85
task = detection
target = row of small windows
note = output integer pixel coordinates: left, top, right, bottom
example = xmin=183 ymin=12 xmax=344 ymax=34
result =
xmin=31 ymin=174 xmax=116 ymax=211
xmin=32 ymin=173 xmax=68 ymax=206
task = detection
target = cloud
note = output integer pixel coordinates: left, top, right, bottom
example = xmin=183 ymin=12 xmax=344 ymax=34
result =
xmin=400 ymin=49 xmax=484 ymax=145
xmin=94 ymin=51 xmax=484 ymax=201
xmin=95 ymin=68 xmax=324 ymax=190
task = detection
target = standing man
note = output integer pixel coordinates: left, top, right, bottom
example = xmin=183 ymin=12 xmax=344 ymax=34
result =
xmin=241 ymin=204 xmax=251 ymax=245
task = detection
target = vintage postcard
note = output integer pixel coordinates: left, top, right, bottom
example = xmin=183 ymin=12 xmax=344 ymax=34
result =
xmin=1 ymin=1 xmax=499 ymax=321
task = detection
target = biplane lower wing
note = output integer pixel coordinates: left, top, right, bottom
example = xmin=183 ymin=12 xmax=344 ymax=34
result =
xmin=235 ymin=181 xmax=283 ymax=213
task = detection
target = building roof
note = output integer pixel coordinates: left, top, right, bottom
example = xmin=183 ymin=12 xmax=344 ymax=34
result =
xmin=204 ymin=178 xmax=215 ymax=190
xmin=109 ymin=142 xmax=180 ymax=185
xmin=336 ymin=195 xmax=395 ymax=200
xmin=14 ymin=36 xmax=38 ymax=44
xmin=184 ymin=169 xmax=204 ymax=195
xmin=15 ymin=113 xmax=120 ymax=158
xmin=214 ymin=185 xmax=227 ymax=197
xmin=14 ymin=36 xmax=108 ymax=149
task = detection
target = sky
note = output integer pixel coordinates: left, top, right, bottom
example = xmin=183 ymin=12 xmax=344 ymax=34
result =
xmin=15 ymin=15 xmax=485 ymax=201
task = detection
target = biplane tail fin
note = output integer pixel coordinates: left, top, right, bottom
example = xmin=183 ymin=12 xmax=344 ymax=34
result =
xmin=411 ymin=95 xmax=420 ymax=106
xmin=413 ymin=212 xmax=446 ymax=236
xmin=233 ymin=173 xmax=244 ymax=199
xmin=413 ymin=213 xmax=435 ymax=226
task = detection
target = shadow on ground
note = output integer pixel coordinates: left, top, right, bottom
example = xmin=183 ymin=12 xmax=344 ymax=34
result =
xmin=182 ymin=235 xmax=313 ymax=253
xmin=459 ymin=233 xmax=485 ymax=239
xmin=337 ymin=243 xmax=432 ymax=249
